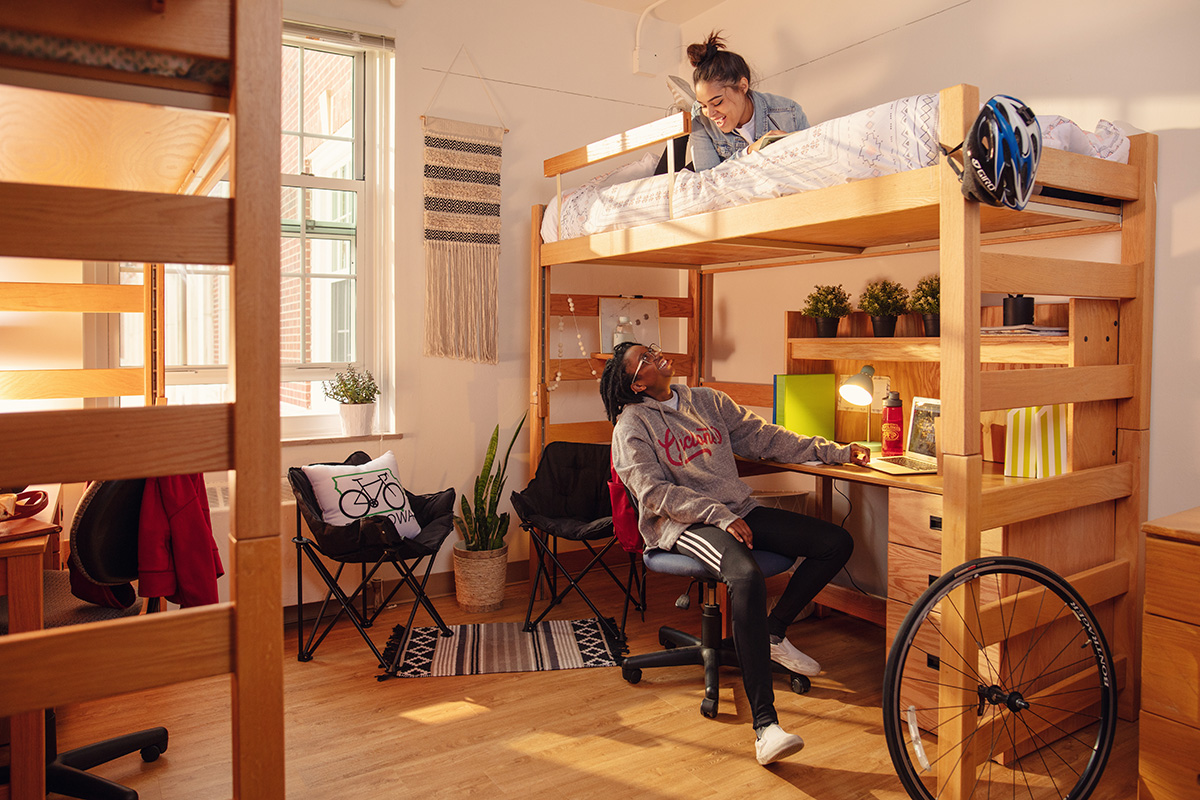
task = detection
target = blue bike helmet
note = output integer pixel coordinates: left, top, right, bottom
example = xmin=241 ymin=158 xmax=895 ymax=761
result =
xmin=948 ymin=95 xmax=1042 ymax=211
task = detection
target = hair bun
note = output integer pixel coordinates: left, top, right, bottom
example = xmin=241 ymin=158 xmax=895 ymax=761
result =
xmin=704 ymin=41 xmax=719 ymax=62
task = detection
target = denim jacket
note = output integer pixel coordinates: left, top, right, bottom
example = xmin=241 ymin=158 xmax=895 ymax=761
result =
xmin=689 ymin=89 xmax=809 ymax=172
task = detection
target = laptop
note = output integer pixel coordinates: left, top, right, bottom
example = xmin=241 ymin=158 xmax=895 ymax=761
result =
xmin=867 ymin=397 xmax=940 ymax=475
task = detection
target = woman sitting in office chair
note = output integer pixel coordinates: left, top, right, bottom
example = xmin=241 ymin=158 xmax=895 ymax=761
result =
xmin=601 ymin=342 xmax=869 ymax=765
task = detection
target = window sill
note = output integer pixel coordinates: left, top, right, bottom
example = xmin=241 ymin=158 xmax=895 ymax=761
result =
xmin=281 ymin=432 xmax=404 ymax=448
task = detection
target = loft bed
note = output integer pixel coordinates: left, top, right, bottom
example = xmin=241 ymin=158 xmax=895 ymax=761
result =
xmin=530 ymin=84 xmax=1155 ymax=797
xmin=0 ymin=3 xmax=282 ymax=799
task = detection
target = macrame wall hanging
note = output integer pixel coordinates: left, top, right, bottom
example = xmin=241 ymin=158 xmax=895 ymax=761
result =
xmin=422 ymin=46 xmax=508 ymax=364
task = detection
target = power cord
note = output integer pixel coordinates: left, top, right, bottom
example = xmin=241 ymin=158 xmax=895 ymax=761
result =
xmin=832 ymin=481 xmax=871 ymax=596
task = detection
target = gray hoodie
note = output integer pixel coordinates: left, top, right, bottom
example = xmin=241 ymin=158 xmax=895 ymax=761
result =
xmin=611 ymin=384 xmax=852 ymax=551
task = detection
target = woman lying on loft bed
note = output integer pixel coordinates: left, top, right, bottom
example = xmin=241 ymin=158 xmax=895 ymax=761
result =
xmin=655 ymin=30 xmax=808 ymax=174
xmin=601 ymin=342 xmax=871 ymax=765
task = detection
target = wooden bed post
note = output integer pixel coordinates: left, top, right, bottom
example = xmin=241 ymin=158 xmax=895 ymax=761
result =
xmin=1114 ymin=132 xmax=1157 ymax=719
xmin=936 ymin=82 xmax=982 ymax=800
xmin=529 ymin=204 xmax=548 ymax=470
xmin=229 ymin=0 xmax=285 ymax=796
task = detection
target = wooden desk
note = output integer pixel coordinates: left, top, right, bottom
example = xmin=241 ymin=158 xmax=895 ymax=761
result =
xmin=747 ymin=458 xmax=1032 ymax=627
xmin=1 ymin=485 xmax=62 ymax=800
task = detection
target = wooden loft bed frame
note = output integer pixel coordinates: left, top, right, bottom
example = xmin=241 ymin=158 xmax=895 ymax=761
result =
xmin=0 ymin=2 xmax=283 ymax=799
xmin=530 ymin=84 xmax=1156 ymax=797
xmin=0 ymin=264 xmax=166 ymax=406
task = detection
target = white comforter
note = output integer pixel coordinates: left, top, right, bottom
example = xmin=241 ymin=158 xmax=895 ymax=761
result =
xmin=542 ymin=94 xmax=1130 ymax=243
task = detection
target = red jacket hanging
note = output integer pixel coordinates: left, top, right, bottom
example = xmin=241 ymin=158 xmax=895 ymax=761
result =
xmin=138 ymin=473 xmax=224 ymax=607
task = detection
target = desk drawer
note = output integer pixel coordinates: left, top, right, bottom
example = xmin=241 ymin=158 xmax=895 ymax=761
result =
xmin=888 ymin=543 xmax=1003 ymax=608
xmin=1141 ymin=613 xmax=1200 ymax=728
xmin=1138 ymin=711 xmax=1200 ymax=799
xmin=888 ymin=489 xmax=1004 ymax=558
xmin=889 ymin=490 xmax=943 ymax=553
xmin=1145 ymin=537 xmax=1200 ymax=626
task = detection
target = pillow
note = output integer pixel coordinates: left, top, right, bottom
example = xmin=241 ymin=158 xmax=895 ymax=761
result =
xmin=542 ymin=151 xmax=660 ymax=241
xmin=301 ymin=451 xmax=421 ymax=539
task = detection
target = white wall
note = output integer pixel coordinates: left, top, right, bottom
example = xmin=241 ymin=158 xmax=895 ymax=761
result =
xmin=677 ymin=0 xmax=1200 ymax=531
xmin=279 ymin=0 xmax=683 ymax=576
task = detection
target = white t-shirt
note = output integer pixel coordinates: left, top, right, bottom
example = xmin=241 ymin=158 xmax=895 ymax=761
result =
xmin=735 ymin=120 xmax=756 ymax=145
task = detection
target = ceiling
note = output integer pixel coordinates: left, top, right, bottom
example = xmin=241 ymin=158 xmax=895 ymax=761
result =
xmin=581 ymin=0 xmax=725 ymax=24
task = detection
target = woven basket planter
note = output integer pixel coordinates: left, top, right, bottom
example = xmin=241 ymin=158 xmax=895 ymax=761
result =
xmin=453 ymin=542 xmax=508 ymax=613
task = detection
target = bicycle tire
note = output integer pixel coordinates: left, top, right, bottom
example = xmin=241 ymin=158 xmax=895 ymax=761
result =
xmin=883 ymin=556 xmax=1117 ymax=800
xmin=339 ymin=489 xmax=372 ymax=519
xmin=382 ymin=481 xmax=406 ymax=512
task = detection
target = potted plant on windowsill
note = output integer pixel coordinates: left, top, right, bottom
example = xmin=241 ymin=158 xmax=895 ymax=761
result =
xmin=801 ymin=284 xmax=852 ymax=338
xmin=910 ymin=274 xmax=940 ymax=337
xmin=858 ymin=279 xmax=910 ymax=337
xmin=323 ymin=364 xmax=380 ymax=437
xmin=452 ymin=413 xmax=526 ymax=612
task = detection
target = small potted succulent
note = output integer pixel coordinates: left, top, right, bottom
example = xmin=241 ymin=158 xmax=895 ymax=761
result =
xmin=909 ymin=274 xmax=940 ymax=337
xmin=801 ymin=284 xmax=853 ymax=338
xmin=323 ymin=364 xmax=380 ymax=436
xmin=858 ymin=279 xmax=910 ymax=337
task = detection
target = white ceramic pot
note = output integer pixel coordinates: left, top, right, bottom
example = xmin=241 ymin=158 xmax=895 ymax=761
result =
xmin=338 ymin=402 xmax=376 ymax=436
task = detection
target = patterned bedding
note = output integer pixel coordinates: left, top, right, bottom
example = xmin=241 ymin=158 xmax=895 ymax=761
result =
xmin=542 ymin=94 xmax=1130 ymax=243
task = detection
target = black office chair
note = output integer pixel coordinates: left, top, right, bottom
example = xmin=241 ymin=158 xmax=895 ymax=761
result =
xmin=0 ymin=479 xmax=169 ymax=800
xmin=288 ymin=451 xmax=456 ymax=679
xmin=621 ymin=550 xmax=812 ymax=719
xmin=511 ymin=441 xmax=643 ymax=645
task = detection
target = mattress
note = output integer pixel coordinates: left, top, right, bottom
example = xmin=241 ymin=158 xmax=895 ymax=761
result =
xmin=542 ymin=94 xmax=1130 ymax=243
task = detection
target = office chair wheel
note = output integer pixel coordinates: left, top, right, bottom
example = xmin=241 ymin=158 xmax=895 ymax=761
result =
xmin=700 ymin=697 xmax=718 ymax=719
xmin=883 ymin=557 xmax=1117 ymax=800
xmin=622 ymin=666 xmax=642 ymax=684
xmin=659 ymin=630 xmax=677 ymax=649
xmin=140 ymin=745 xmax=163 ymax=762
xmin=790 ymin=674 xmax=810 ymax=694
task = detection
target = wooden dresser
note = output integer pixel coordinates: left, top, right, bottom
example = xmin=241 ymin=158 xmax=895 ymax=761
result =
xmin=1139 ymin=507 xmax=1200 ymax=798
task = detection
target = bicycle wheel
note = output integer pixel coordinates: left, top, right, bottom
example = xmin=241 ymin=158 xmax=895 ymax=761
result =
xmin=883 ymin=557 xmax=1116 ymax=800
xmin=382 ymin=481 xmax=406 ymax=512
xmin=339 ymin=489 xmax=372 ymax=519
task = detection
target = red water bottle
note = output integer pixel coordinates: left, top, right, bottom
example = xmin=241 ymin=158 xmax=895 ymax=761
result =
xmin=882 ymin=391 xmax=904 ymax=457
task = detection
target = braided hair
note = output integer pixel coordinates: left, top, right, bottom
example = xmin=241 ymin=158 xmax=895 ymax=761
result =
xmin=600 ymin=341 xmax=645 ymax=424
xmin=686 ymin=31 xmax=752 ymax=92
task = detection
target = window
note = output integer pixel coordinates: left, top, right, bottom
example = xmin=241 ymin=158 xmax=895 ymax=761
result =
xmin=113 ymin=24 xmax=394 ymax=437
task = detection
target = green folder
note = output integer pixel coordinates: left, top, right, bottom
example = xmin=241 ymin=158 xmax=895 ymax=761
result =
xmin=773 ymin=374 xmax=836 ymax=442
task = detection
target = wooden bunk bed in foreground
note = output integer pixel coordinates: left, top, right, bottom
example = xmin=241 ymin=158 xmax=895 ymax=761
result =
xmin=531 ymin=84 xmax=1155 ymax=798
xmin=0 ymin=3 xmax=283 ymax=798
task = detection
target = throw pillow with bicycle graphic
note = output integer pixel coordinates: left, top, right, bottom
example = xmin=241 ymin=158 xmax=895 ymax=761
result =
xmin=301 ymin=451 xmax=421 ymax=539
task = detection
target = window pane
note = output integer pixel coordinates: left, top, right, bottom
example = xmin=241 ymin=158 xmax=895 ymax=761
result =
xmin=302 ymin=49 xmax=354 ymax=137
xmin=281 ymin=45 xmax=300 ymax=132
xmin=303 ymin=137 xmax=353 ymax=179
xmin=307 ymin=188 xmax=356 ymax=228
xmin=307 ymin=277 xmax=355 ymax=363
xmin=309 ymin=239 xmax=354 ymax=277
xmin=280 ymin=133 xmax=301 ymax=175
xmin=281 ymin=380 xmax=341 ymax=416
xmin=281 ymin=186 xmax=302 ymax=233
xmin=281 ymin=273 xmax=304 ymax=366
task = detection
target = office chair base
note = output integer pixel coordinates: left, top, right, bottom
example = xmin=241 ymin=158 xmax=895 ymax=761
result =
xmin=37 ymin=708 xmax=168 ymax=800
xmin=622 ymin=623 xmax=810 ymax=718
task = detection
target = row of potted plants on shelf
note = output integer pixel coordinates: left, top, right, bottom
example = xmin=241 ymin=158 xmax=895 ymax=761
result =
xmin=801 ymin=275 xmax=941 ymax=337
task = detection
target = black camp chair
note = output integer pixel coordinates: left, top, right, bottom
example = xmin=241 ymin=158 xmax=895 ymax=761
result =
xmin=288 ymin=452 xmax=455 ymax=678
xmin=511 ymin=441 xmax=643 ymax=644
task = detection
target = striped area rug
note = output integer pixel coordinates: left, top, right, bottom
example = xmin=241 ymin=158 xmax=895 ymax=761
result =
xmin=389 ymin=619 xmax=619 ymax=678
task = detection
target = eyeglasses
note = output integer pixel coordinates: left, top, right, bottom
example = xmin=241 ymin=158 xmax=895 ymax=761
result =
xmin=634 ymin=344 xmax=666 ymax=379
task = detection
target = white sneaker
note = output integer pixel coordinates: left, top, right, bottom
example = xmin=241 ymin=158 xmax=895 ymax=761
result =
xmin=769 ymin=637 xmax=821 ymax=676
xmin=755 ymin=723 xmax=805 ymax=765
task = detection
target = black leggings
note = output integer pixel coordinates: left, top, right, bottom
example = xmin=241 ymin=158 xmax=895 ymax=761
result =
xmin=671 ymin=505 xmax=853 ymax=730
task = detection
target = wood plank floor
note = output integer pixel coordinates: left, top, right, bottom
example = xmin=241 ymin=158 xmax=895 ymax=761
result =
xmin=44 ymin=568 xmax=1139 ymax=799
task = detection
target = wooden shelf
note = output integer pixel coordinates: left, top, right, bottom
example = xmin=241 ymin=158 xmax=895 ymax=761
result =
xmin=786 ymin=336 xmax=1070 ymax=365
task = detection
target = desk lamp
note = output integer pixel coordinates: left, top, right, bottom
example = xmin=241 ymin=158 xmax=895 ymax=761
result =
xmin=839 ymin=365 xmax=881 ymax=452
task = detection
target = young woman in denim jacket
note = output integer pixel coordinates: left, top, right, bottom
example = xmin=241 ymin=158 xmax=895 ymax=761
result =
xmin=687 ymin=32 xmax=809 ymax=172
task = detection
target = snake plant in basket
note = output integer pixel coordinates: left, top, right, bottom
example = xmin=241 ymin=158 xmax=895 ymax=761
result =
xmin=454 ymin=413 xmax=526 ymax=551
xmin=452 ymin=413 xmax=526 ymax=612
